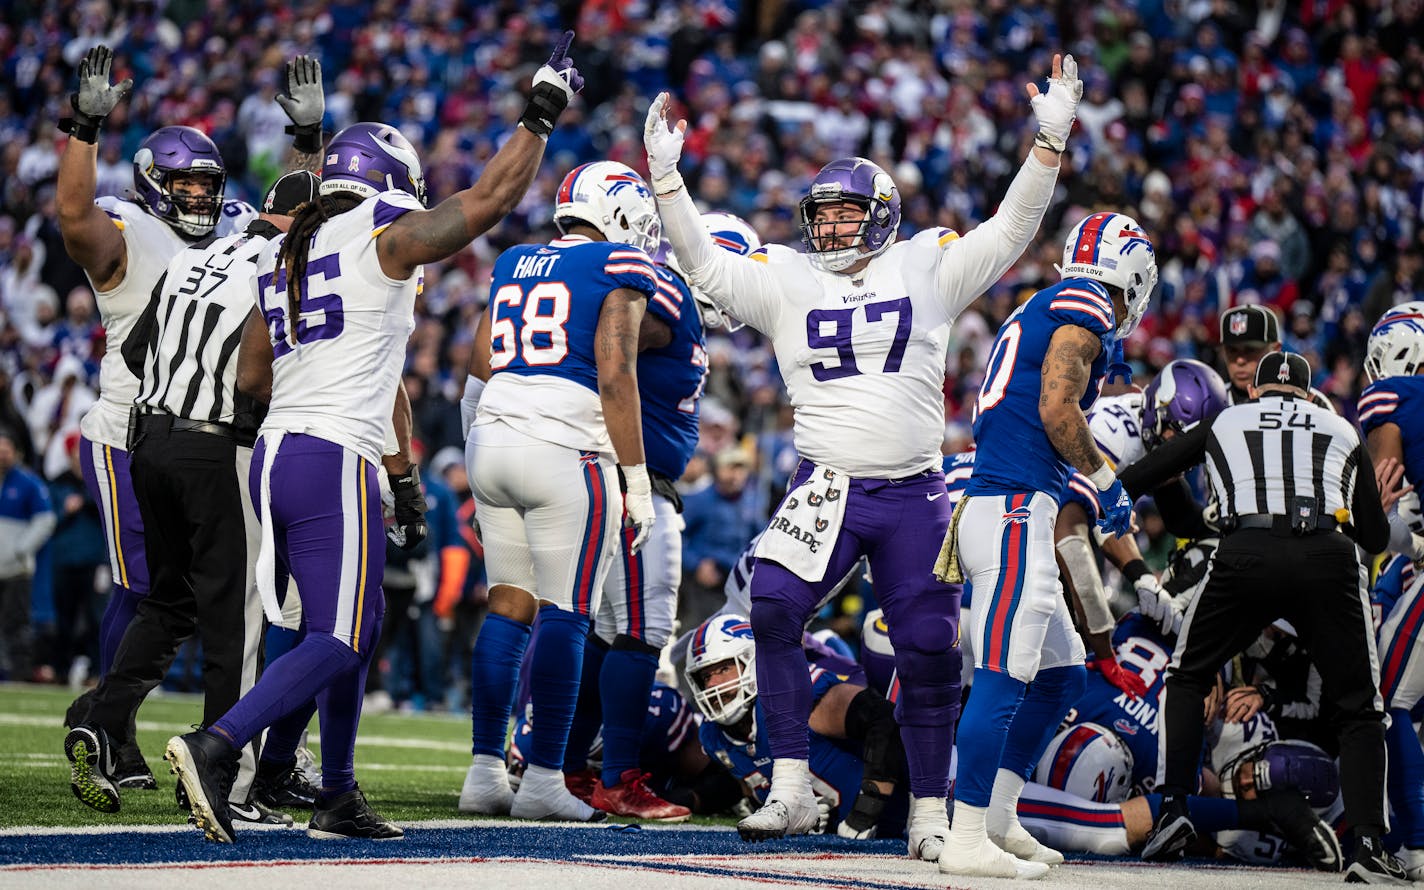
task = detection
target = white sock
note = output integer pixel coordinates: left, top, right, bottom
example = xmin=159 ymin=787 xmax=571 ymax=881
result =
xmin=987 ymin=769 xmax=1026 ymax=838
xmin=471 ymin=753 xmax=506 ymax=774
xmin=769 ymin=758 xmax=809 ymax=798
xmin=520 ymin=764 xmax=563 ymax=792
xmin=949 ymin=800 xmax=988 ymax=845
xmin=911 ymin=795 xmax=949 ymax=826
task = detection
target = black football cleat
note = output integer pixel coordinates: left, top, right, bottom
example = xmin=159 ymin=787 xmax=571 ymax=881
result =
xmin=1140 ymin=794 xmax=1195 ymax=862
xmin=65 ymin=725 xmax=120 ymax=813
xmin=308 ymin=787 xmax=404 ymax=840
xmin=1345 ymin=835 xmax=1411 ymax=885
xmin=254 ymin=758 xmax=318 ymax=810
xmin=165 ymin=731 xmax=240 ymax=843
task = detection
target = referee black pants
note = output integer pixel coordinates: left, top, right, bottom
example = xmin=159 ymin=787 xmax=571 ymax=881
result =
xmin=1159 ymin=528 xmax=1387 ymax=833
xmin=84 ymin=417 xmax=263 ymax=750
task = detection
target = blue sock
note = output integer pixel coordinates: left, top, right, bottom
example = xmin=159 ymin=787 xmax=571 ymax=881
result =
xmin=469 ymin=614 xmax=532 ymax=758
xmin=1387 ymin=707 xmax=1424 ymax=846
xmin=999 ymin=664 xmax=1087 ymax=779
xmin=212 ymin=634 xmax=359 ymax=747
xmin=563 ymin=634 xmax=609 ymax=773
xmin=264 ymin=625 xmax=301 ymax=666
xmin=99 ymin=585 xmax=145 ymax=675
xmin=599 ymin=643 xmax=658 ymax=787
xmin=526 ymin=606 xmax=590 ymax=770
xmin=1145 ymin=793 xmax=1239 ymax=833
xmin=955 ymin=668 xmax=1027 ymax=806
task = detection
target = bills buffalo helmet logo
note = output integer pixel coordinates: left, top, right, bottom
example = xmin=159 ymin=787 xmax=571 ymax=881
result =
xmin=1230 ymin=313 xmax=1249 ymax=335
xmin=1003 ymin=505 xmax=1033 ymax=525
xmin=1114 ymin=718 xmax=1139 ymax=736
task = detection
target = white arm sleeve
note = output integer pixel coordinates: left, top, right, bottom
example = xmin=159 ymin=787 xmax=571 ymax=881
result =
xmin=656 ymin=185 xmax=783 ymax=335
xmin=1056 ymin=534 xmax=1115 ymax=635
xmin=934 ymin=153 xmax=1059 ymax=318
xmin=460 ymin=374 xmax=486 ymax=441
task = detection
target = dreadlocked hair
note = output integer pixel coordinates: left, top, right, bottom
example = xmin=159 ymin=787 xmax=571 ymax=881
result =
xmin=277 ymin=193 xmax=361 ymax=341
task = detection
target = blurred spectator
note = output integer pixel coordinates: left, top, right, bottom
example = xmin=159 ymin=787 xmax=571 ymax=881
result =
xmin=679 ymin=446 xmax=762 ymax=629
xmin=0 ymin=426 xmax=55 ymax=681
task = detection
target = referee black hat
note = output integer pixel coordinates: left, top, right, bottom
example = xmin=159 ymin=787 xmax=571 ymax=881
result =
xmin=262 ymin=171 xmax=321 ymax=216
xmin=1255 ymin=351 xmax=1311 ymax=391
xmin=1221 ymin=305 xmax=1281 ymax=345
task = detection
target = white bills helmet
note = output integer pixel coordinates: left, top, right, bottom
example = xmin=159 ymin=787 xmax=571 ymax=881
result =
xmin=685 ymin=613 xmax=757 ymax=725
xmin=1035 ymin=723 xmax=1135 ymax=803
xmin=554 ymin=161 xmax=661 ymax=254
xmin=1060 ymin=212 xmax=1159 ymax=338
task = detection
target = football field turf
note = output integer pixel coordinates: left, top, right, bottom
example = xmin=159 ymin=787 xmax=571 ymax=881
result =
xmin=0 ymin=683 xmax=1362 ymax=888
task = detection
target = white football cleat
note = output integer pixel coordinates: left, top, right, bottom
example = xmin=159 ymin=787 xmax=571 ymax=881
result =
xmin=906 ymin=796 xmax=950 ymax=862
xmin=508 ymin=766 xmax=606 ymax=822
xmin=458 ymin=755 xmax=514 ymax=815
xmin=990 ymin=823 xmax=1064 ymax=866
xmin=939 ymin=835 xmax=1051 ymax=880
xmin=737 ymin=789 xmax=821 ymax=841
xmin=1399 ymin=846 xmax=1424 ymax=882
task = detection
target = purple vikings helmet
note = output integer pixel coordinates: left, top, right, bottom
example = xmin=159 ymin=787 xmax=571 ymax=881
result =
xmin=132 ymin=126 xmax=226 ymax=238
xmin=797 ymin=157 xmax=901 ymax=272
xmin=319 ymin=123 xmax=427 ymax=206
xmin=1141 ymin=359 xmax=1229 ymax=450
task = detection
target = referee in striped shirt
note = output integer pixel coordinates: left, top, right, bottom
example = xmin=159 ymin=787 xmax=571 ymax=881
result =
xmin=65 ymin=172 xmax=318 ymax=821
xmin=1120 ymin=351 xmax=1408 ymax=882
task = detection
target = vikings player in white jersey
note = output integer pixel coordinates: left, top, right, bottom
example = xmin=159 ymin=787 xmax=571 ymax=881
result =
xmin=646 ymin=54 xmax=1082 ymax=849
xmin=55 ymin=45 xmax=281 ymax=787
xmin=163 ymin=34 xmax=584 ymax=845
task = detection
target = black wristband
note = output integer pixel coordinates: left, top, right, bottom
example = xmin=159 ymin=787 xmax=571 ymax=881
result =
xmin=1121 ymin=559 xmax=1150 ymax=581
xmin=284 ymin=123 xmax=323 ymax=155
xmin=519 ymin=83 xmax=570 ymax=138
xmin=59 ymin=95 xmax=103 ymax=143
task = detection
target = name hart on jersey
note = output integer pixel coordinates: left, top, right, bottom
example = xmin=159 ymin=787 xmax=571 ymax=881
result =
xmin=513 ymin=254 xmax=561 ymax=278
xmin=1113 ymin=690 xmax=1158 ymax=733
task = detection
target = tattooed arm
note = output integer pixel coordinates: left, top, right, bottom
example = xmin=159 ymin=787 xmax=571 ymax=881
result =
xmin=596 ymin=287 xmax=648 ymax=468
xmin=376 ymin=126 xmax=548 ymax=280
xmin=1039 ymin=324 xmax=1108 ymax=475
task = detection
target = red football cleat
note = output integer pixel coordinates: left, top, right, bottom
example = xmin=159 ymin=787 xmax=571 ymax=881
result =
xmin=591 ymin=770 xmax=692 ymax=822
xmin=564 ymin=768 xmax=598 ymax=805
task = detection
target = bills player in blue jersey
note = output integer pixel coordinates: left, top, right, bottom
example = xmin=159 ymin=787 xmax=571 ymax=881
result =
xmin=686 ymin=614 xmax=912 ymax=838
xmin=457 ymin=158 xmax=662 ymax=823
xmin=937 ymin=212 xmax=1157 ymax=879
xmin=163 ymin=36 xmax=585 ymax=845
xmin=551 ymin=213 xmax=762 ymax=821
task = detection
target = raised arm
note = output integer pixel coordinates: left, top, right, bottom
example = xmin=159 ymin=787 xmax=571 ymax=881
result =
xmin=56 ymin=45 xmax=133 ymax=292
xmin=376 ymin=33 xmax=583 ymax=280
xmin=274 ymin=54 xmax=326 ymax=175
xmin=933 ymin=54 xmax=1080 ymax=316
xmin=644 ymin=93 xmax=782 ymax=334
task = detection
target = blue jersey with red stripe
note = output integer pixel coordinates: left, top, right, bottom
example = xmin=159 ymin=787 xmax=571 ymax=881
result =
xmin=1359 ymin=376 xmax=1424 ymax=490
xmin=698 ymin=662 xmax=908 ymax=834
xmin=1062 ymin=614 xmax=1172 ymax=790
xmin=968 ymin=278 xmax=1116 ymax=503
xmin=1060 ymin=470 xmax=1103 ymax=521
xmin=1373 ymin=554 xmax=1418 ymax=633
xmin=487 ymin=236 xmax=658 ymax=392
xmin=639 ymin=266 xmax=707 ymax=480
xmin=942 ymin=450 xmax=975 ymax=511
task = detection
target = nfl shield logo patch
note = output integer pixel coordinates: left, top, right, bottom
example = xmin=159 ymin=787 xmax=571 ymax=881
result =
xmin=1230 ymin=313 xmax=1248 ymax=335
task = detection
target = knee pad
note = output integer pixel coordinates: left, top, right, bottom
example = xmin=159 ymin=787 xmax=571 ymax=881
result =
xmin=893 ymin=644 xmax=962 ymax=725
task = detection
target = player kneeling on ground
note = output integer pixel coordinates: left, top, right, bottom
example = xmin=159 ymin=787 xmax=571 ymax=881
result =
xmin=686 ymin=614 xmax=911 ymax=840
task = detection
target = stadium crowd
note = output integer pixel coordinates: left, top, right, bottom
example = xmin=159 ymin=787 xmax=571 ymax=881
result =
xmin=1 ymin=0 xmax=1423 ymax=713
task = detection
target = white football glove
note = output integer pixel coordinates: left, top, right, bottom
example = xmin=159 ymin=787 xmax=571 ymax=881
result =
xmin=809 ymin=794 xmax=833 ymax=835
xmin=1135 ymin=572 xmax=1183 ymax=636
xmin=1029 ymin=53 xmax=1082 ymax=143
xmin=621 ymin=463 xmax=655 ymax=553
xmin=643 ymin=92 xmax=686 ymax=191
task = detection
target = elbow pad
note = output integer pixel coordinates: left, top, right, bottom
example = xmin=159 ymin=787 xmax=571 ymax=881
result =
xmin=1056 ymin=534 xmax=1114 ymax=635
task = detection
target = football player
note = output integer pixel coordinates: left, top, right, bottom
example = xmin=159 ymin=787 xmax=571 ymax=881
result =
xmin=456 ymin=157 xmax=659 ymax=823
xmin=939 ymin=212 xmax=1157 ymax=878
xmin=553 ymin=213 xmax=762 ymax=821
xmin=162 ymin=33 xmax=585 ymax=845
xmin=645 ymin=54 xmax=1081 ymax=853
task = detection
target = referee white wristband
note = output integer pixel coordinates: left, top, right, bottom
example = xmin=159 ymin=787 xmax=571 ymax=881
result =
xmin=1087 ymin=462 xmax=1116 ymax=491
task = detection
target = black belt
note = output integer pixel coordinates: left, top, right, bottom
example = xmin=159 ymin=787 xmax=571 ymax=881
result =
xmin=1228 ymin=513 xmax=1339 ymax=535
xmin=133 ymin=408 xmax=253 ymax=446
